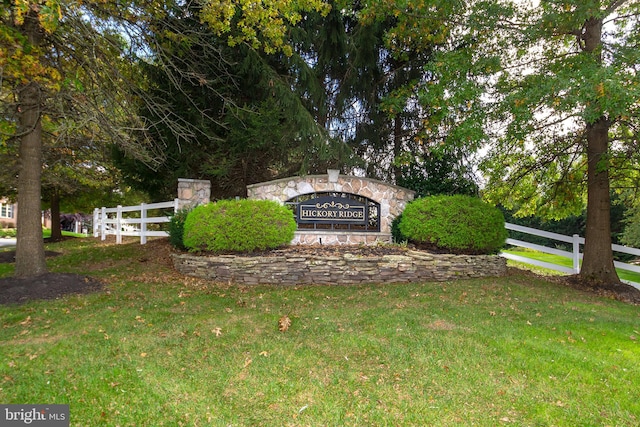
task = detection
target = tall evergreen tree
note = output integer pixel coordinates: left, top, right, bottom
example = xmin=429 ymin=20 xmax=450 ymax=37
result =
xmin=116 ymin=1 xmax=337 ymax=200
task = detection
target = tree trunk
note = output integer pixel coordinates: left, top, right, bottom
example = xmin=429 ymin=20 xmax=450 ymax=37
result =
xmin=15 ymin=81 xmax=48 ymax=277
xmin=50 ymin=190 xmax=62 ymax=241
xmin=577 ymin=15 xmax=619 ymax=284
xmin=579 ymin=117 xmax=620 ymax=284
xmin=392 ymin=115 xmax=402 ymax=182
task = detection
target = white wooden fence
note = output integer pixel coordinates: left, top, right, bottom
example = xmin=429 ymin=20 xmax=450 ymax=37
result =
xmin=501 ymin=222 xmax=640 ymax=290
xmin=93 ymin=199 xmax=179 ymax=244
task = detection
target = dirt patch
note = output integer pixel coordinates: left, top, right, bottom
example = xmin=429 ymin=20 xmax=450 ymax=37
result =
xmin=0 ymin=240 xmax=103 ymax=306
xmin=0 ymin=273 xmax=104 ymax=306
xmin=560 ymin=274 xmax=640 ymax=305
xmin=507 ymin=267 xmax=640 ymax=305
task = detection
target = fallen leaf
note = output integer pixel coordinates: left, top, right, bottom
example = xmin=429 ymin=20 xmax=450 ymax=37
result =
xmin=140 ymin=353 xmax=148 ymax=358
xmin=212 ymin=327 xmax=222 ymax=337
xmin=278 ymin=315 xmax=292 ymax=332
xmin=259 ymin=351 xmax=269 ymax=357
xmin=20 ymin=316 xmax=32 ymax=326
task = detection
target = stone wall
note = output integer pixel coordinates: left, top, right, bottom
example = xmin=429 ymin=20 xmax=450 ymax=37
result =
xmin=172 ymin=251 xmax=507 ymax=285
xmin=247 ymin=172 xmax=415 ymax=245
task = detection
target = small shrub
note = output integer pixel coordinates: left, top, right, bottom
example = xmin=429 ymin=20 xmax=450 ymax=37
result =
xmin=183 ymin=199 xmax=296 ymax=253
xmin=391 ymin=214 xmax=407 ymax=244
xmin=0 ymin=228 xmax=17 ymax=238
xmin=168 ymin=207 xmax=193 ymax=250
xmin=399 ymin=195 xmax=507 ymax=254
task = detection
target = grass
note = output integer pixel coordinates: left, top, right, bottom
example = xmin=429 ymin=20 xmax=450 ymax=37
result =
xmin=0 ymin=229 xmax=87 ymax=241
xmin=43 ymin=230 xmax=89 ymax=239
xmin=503 ymin=248 xmax=640 ymax=284
xmin=1 ymin=237 xmax=639 ymax=426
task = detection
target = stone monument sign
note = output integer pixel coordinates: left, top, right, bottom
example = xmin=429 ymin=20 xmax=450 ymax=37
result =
xmin=247 ymin=170 xmax=415 ymax=245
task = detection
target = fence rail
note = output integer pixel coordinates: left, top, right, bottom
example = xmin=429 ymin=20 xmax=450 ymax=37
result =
xmin=93 ymin=199 xmax=179 ymax=244
xmin=501 ymin=222 xmax=640 ymax=291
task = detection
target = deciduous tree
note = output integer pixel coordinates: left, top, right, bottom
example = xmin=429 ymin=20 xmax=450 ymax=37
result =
xmin=481 ymin=0 xmax=640 ymax=284
xmin=362 ymin=0 xmax=640 ymax=285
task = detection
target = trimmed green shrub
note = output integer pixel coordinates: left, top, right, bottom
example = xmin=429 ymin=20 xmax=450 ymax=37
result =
xmin=183 ymin=199 xmax=296 ymax=253
xmin=399 ymin=195 xmax=507 ymax=254
xmin=168 ymin=207 xmax=192 ymax=250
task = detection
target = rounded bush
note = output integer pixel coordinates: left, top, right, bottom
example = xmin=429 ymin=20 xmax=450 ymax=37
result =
xmin=183 ymin=199 xmax=296 ymax=253
xmin=398 ymin=195 xmax=507 ymax=254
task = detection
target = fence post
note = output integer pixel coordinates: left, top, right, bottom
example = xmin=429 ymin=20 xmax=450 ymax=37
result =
xmin=572 ymin=234 xmax=581 ymax=274
xmin=93 ymin=208 xmax=99 ymax=237
xmin=100 ymin=207 xmax=107 ymax=241
xmin=141 ymin=203 xmax=147 ymax=245
xmin=116 ymin=205 xmax=122 ymax=244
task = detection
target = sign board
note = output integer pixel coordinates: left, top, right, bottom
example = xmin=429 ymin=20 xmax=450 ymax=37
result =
xmin=297 ymin=196 xmax=367 ymax=225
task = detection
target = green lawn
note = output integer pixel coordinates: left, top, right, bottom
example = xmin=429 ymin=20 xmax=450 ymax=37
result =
xmin=502 ymin=248 xmax=640 ymax=285
xmin=1 ymin=238 xmax=638 ymax=426
xmin=0 ymin=229 xmax=87 ymax=240
xmin=43 ymin=230 xmax=90 ymax=239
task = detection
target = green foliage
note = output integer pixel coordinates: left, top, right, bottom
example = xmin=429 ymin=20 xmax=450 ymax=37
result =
xmin=168 ymin=207 xmax=193 ymax=250
xmin=121 ymin=5 xmax=341 ymax=200
xmin=183 ymin=199 xmax=296 ymax=253
xmin=0 ymin=228 xmax=17 ymax=238
xmin=621 ymin=204 xmax=640 ymax=249
xmin=399 ymin=195 xmax=507 ymax=254
xmin=391 ymin=214 xmax=406 ymax=244
xmin=396 ymin=151 xmax=479 ymax=198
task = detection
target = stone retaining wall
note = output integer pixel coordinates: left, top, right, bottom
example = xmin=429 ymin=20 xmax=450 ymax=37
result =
xmin=172 ymin=251 xmax=507 ymax=285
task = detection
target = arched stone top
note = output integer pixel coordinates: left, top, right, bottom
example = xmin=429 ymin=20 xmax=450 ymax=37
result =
xmin=247 ymin=173 xmax=415 ymax=235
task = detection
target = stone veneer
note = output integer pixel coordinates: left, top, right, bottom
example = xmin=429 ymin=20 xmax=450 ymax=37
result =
xmin=178 ymin=178 xmax=211 ymax=209
xmin=246 ymin=172 xmax=415 ymax=245
xmin=172 ymin=251 xmax=507 ymax=285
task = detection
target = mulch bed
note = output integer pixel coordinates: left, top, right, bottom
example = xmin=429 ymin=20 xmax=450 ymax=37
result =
xmin=0 ymin=247 xmax=104 ymax=306
xmin=1 ymin=238 xmax=639 ymax=305
xmin=0 ymin=273 xmax=104 ymax=306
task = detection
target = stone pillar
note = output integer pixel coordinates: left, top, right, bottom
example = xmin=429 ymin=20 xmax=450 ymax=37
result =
xmin=178 ymin=178 xmax=211 ymax=209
